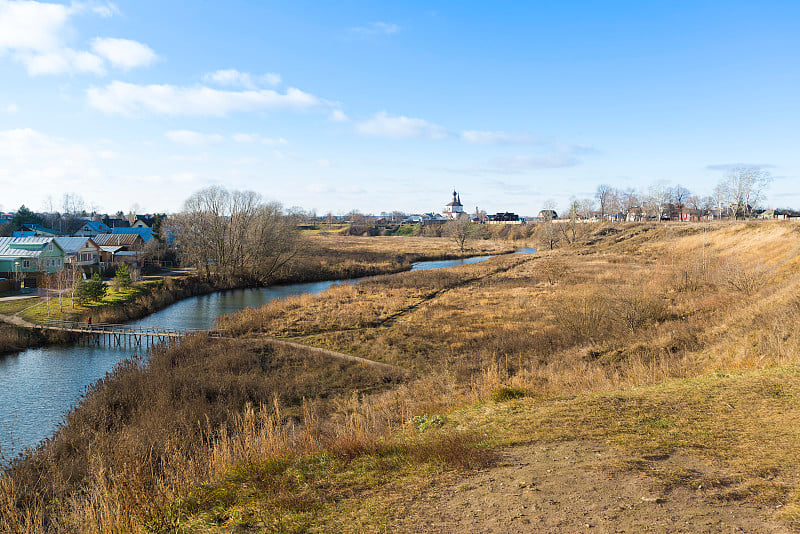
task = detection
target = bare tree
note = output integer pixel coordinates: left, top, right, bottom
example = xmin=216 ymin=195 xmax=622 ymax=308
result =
xmin=537 ymin=219 xmax=561 ymax=250
xmin=646 ymin=181 xmax=671 ymax=221
xmin=559 ymin=198 xmax=587 ymax=244
xmin=716 ymin=166 xmax=772 ymax=219
xmin=444 ymin=216 xmax=474 ymax=253
xmin=575 ymin=198 xmax=595 ymax=220
xmin=670 ymin=185 xmax=691 ymax=221
xmin=619 ymin=188 xmax=639 ymax=221
xmin=62 ymin=193 xmax=85 ymax=216
xmin=170 ymin=186 xmax=302 ymax=284
xmin=595 ymin=184 xmax=614 ymax=219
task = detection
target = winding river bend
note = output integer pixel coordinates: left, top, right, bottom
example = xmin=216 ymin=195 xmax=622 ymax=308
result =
xmin=0 ymin=253 xmax=530 ymax=457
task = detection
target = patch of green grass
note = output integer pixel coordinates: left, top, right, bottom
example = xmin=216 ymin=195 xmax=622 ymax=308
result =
xmin=158 ymin=427 xmax=493 ymax=533
xmin=491 ymin=386 xmax=526 ymax=402
xmin=0 ymin=297 xmax=40 ymax=315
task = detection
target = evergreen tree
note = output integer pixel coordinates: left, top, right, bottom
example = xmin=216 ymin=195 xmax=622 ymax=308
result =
xmin=114 ymin=264 xmax=132 ymax=289
xmin=11 ymin=205 xmax=44 ymax=230
xmin=76 ymin=273 xmax=106 ymax=304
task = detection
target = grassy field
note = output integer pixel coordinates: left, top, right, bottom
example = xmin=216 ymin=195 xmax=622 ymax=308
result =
xmin=3 ymin=222 xmax=800 ymax=532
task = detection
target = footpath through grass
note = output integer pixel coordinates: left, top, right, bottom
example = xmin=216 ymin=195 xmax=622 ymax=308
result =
xmin=0 ymin=281 xmax=159 ymax=324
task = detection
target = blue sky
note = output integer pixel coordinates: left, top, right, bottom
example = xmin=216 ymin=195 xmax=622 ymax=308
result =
xmin=1 ymin=0 xmax=798 ymax=216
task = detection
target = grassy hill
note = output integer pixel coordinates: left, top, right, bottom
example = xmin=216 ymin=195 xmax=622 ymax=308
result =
xmin=3 ymin=222 xmax=800 ymax=532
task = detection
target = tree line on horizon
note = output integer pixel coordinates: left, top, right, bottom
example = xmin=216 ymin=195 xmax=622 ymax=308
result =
xmin=545 ymin=166 xmax=780 ymax=222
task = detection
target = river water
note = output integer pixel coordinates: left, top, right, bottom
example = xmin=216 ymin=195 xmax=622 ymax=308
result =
xmin=0 ymin=252 xmax=531 ymax=457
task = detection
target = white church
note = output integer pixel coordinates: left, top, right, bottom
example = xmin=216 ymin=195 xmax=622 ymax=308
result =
xmin=443 ymin=190 xmax=465 ymax=219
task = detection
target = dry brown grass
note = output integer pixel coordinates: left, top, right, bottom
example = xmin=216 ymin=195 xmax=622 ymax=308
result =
xmin=4 ymin=221 xmax=800 ymax=532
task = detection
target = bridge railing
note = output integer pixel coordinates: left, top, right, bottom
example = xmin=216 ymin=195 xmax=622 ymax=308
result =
xmin=36 ymin=319 xmax=222 ymax=337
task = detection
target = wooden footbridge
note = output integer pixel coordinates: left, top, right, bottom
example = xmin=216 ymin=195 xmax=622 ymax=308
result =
xmin=36 ymin=319 xmax=222 ymax=347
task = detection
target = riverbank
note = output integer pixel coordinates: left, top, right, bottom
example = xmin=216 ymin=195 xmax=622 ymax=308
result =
xmin=0 ymin=322 xmax=78 ymax=356
xmin=0 ymin=236 xmax=517 ymax=355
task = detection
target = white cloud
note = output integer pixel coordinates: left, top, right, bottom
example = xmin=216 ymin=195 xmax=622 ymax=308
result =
xmin=88 ymin=81 xmax=321 ymax=116
xmin=85 ymin=2 xmax=119 ymax=18
xmin=2 ymin=104 xmax=18 ymax=113
xmin=261 ymin=72 xmax=282 ymax=86
xmin=460 ymin=130 xmax=538 ymax=145
xmin=349 ymin=21 xmax=400 ymax=36
xmin=232 ymin=133 xmax=287 ymax=145
xmin=0 ymin=0 xmax=69 ymax=53
xmin=329 ymin=109 xmax=349 ymax=122
xmin=21 ymin=47 xmax=105 ymax=75
xmin=166 ymin=130 xmax=224 ymax=146
xmin=91 ymin=37 xmax=156 ymax=70
xmin=204 ymin=69 xmax=282 ymax=89
xmin=0 ymin=1 xmax=153 ymax=75
xmin=356 ymin=111 xmax=448 ymax=139
xmin=492 ymin=144 xmax=593 ymax=171
xmin=0 ymin=128 xmax=105 ymax=190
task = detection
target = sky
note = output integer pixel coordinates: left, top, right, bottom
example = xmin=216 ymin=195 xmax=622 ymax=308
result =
xmin=0 ymin=0 xmax=799 ymax=217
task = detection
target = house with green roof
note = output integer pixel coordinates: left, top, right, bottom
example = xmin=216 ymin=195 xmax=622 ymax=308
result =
xmin=0 ymin=237 xmax=66 ymax=281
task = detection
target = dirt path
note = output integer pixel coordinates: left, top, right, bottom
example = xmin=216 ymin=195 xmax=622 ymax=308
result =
xmin=400 ymin=441 xmax=790 ymax=533
xmin=0 ymin=312 xmax=35 ymax=328
xmin=262 ymin=338 xmax=408 ymax=375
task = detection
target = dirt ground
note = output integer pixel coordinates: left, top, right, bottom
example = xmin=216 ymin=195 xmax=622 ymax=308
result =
xmin=400 ymin=441 xmax=791 ymax=533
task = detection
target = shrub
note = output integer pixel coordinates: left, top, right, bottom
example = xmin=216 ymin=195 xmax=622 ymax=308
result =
xmin=409 ymin=414 xmax=445 ymax=431
xmin=539 ymin=257 xmax=571 ymax=285
xmin=613 ymin=281 xmax=668 ymax=333
xmin=720 ymin=259 xmax=770 ymax=295
xmin=491 ymin=386 xmax=526 ymax=402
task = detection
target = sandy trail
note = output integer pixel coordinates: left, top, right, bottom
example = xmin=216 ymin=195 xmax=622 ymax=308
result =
xmin=400 ymin=441 xmax=790 ymax=533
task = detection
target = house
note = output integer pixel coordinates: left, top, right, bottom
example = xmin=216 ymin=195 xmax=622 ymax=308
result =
xmin=74 ymin=220 xmax=111 ymax=236
xmin=15 ymin=223 xmax=61 ymax=237
xmin=107 ymin=218 xmax=130 ymax=229
xmin=92 ymin=233 xmax=145 ymax=249
xmin=92 ymin=233 xmax=145 ymax=265
xmin=538 ymin=209 xmax=558 ymax=220
xmin=0 ymin=237 xmax=66 ymax=286
xmin=132 ymin=215 xmax=158 ymax=229
xmin=111 ymin=227 xmax=156 ymax=243
xmin=54 ymin=237 xmax=101 ymax=272
xmin=489 ymin=212 xmax=521 ymax=223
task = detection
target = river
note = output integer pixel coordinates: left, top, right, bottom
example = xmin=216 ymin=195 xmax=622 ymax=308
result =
xmin=0 ymin=252 xmax=533 ymax=457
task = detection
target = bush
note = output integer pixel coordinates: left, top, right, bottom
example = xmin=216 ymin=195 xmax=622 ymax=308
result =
xmin=491 ymin=386 xmax=526 ymax=402
xmin=720 ymin=259 xmax=770 ymax=295
xmin=539 ymin=257 xmax=571 ymax=285
xmin=409 ymin=414 xmax=445 ymax=431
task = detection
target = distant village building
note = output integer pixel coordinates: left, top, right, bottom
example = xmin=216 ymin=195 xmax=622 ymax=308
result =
xmin=538 ymin=209 xmax=558 ymax=220
xmin=75 ymin=220 xmax=111 ymax=237
xmin=443 ymin=191 xmax=465 ymax=219
xmin=489 ymin=212 xmax=520 ymax=223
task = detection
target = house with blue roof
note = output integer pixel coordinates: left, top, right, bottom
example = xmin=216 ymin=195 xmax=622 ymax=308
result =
xmin=112 ymin=227 xmax=156 ymax=243
xmin=75 ymin=220 xmax=111 ymax=236
xmin=16 ymin=224 xmax=61 ymax=237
